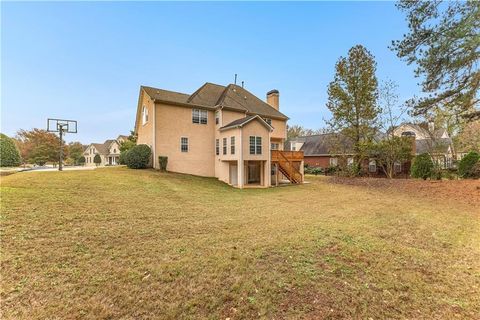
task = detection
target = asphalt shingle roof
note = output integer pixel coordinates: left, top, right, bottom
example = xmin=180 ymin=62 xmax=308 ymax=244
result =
xmin=141 ymin=83 xmax=288 ymax=120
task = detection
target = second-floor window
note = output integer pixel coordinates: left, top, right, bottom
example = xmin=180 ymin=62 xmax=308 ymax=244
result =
xmin=215 ymin=139 xmax=219 ymax=155
xmin=142 ymin=106 xmax=148 ymax=125
xmin=181 ymin=137 xmax=189 ymax=152
xmin=249 ymin=136 xmax=262 ymax=155
xmin=192 ymin=109 xmax=208 ymax=124
xmin=223 ymin=138 xmax=227 ymax=155
xmin=215 ymin=111 xmax=219 ymax=125
xmin=231 ymin=136 xmax=235 ymax=154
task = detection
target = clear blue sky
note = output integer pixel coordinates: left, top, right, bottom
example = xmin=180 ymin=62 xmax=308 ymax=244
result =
xmin=2 ymin=1 xmax=419 ymax=144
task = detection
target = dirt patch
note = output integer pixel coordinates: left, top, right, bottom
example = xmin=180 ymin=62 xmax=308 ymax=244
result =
xmin=327 ymin=177 xmax=480 ymax=208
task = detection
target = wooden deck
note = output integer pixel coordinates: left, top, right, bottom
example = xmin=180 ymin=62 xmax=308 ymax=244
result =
xmin=271 ymin=150 xmax=304 ymax=162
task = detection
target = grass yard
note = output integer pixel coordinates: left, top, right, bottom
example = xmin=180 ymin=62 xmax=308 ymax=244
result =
xmin=1 ymin=167 xmax=479 ymax=319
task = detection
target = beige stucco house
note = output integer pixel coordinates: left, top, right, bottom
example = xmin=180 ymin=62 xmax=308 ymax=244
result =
xmin=134 ymin=82 xmax=304 ymax=188
xmin=84 ymin=135 xmax=126 ymax=166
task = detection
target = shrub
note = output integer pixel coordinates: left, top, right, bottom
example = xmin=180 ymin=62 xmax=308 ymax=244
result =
xmin=119 ymin=151 xmax=128 ymax=165
xmin=93 ymin=154 xmax=102 ymax=166
xmin=78 ymin=156 xmax=86 ymax=165
xmin=125 ymin=144 xmax=151 ymax=169
xmin=458 ymin=151 xmax=480 ymax=178
xmin=33 ymin=157 xmax=47 ymax=166
xmin=0 ymin=133 xmax=21 ymax=167
xmin=158 ymin=156 xmax=168 ymax=171
xmin=411 ymin=153 xmax=434 ymax=180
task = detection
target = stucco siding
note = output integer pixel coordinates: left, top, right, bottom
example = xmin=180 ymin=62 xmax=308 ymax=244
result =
xmin=154 ymin=103 xmax=215 ymax=176
xmin=241 ymin=121 xmax=270 ymax=161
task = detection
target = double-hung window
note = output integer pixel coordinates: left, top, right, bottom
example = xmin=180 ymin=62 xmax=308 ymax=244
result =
xmin=192 ymin=109 xmax=208 ymax=124
xmin=249 ymin=136 xmax=262 ymax=155
xmin=271 ymin=143 xmax=279 ymax=150
xmin=223 ymin=138 xmax=227 ymax=155
xmin=231 ymin=136 xmax=235 ymax=154
xmin=215 ymin=139 xmax=219 ymax=155
xmin=181 ymin=137 xmax=189 ymax=152
xmin=329 ymin=157 xmax=338 ymax=166
xmin=394 ymin=161 xmax=402 ymax=173
xmin=369 ymin=159 xmax=376 ymax=172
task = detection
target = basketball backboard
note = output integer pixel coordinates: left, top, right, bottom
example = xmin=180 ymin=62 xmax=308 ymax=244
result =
xmin=47 ymin=118 xmax=77 ymax=133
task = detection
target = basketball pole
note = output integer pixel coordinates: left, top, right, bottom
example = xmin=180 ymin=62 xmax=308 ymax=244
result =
xmin=59 ymin=126 xmax=63 ymax=171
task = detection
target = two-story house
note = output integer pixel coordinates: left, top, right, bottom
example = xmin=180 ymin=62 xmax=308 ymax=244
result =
xmin=83 ymin=135 xmax=125 ymax=166
xmin=134 ymin=83 xmax=304 ymax=188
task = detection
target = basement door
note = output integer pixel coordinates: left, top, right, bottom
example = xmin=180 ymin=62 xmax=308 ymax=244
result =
xmin=230 ymin=163 xmax=238 ymax=186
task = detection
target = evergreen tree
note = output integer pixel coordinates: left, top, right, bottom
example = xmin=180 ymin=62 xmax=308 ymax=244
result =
xmin=392 ymin=1 xmax=480 ymax=121
xmin=326 ymin=45 xmax=381 ymax=170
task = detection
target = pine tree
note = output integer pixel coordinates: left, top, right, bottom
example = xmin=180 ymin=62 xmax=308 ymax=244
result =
xmin=326 ymin=45 xmax=381 ymax=170
xmin=392 ymin=0 xmax=480 ymax=121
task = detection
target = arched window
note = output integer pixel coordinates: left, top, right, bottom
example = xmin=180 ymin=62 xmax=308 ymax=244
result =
xmin=401 ymin=131 xmax=416 ymax=138
xmin=142 ymin=106 xmax=149 ymax=125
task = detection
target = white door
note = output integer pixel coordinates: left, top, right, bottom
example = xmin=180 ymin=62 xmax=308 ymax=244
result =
xmin=230 ymin=163 xmax=238 ymax=186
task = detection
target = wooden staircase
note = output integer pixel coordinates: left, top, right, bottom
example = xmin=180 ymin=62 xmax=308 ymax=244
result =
xmin=271 ymin=150 xmax=304 ymax=184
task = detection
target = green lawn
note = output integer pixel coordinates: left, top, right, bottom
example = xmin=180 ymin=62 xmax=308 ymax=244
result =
xmin=1 ymin=167 xmax=479 ymax=319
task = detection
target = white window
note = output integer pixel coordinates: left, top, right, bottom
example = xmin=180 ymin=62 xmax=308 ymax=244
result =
xmin=329 ymin=157 xmax=338 ymax=166
xmin=347 ymin=157 xmax=354 ymax=166
xmin=215 ymin=111 xmax=220 ymax=125
xmin=369 ymin=159 xmax=376 ymax=172
xmin=394 ymin=161 xmax=402 ymax=173
xmin=271 ymin=143 xmax=279 ymax=150
xmin=181 ymin=137 xmax=188 ymax=152
xmin=223 ymin=138 xmax=227 ymax=155
xmin=215 ymin=139 xmax=219 ymax=155
xmin=142 ymin=106 xmax=148 ymax=125
xmin=231 ymin=136 xmax=235 ymax=155
xmin=192 ymin=109 xmax=207 ymax=124
xmin=249 ymin=136 xmax=262 ymax=155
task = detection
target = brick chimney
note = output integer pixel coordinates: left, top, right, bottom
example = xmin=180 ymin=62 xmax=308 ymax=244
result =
xmin=266 ymin=89 xmax=279 ymax=110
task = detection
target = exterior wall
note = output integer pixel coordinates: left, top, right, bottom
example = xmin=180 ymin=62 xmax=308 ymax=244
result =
xmin=241 ymin=121 xmax=270 ymax=161
xmin=304 ymin=156 xmax=331 ymax=168
xmin=215 ymin=127 xmax=241 ymax=183
xmin=137 ymin=90 xmax=155 ymax=149
xmin=221 ymin=109 xmax=246 ymax=127
xmin=393 ymin=124 xmax=429 ymax=139
xmin=270 ymin=118 xmax=286 ymax=140
xmin=154 ymin=103 xmax=215 ymax=176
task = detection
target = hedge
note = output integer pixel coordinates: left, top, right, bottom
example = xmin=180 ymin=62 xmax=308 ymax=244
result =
xmin=0 ymin=133 xmax=21 ymax=167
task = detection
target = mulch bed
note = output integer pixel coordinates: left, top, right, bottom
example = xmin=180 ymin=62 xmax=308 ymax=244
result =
xmin=327 ymin=176 xmax=480 ymax=208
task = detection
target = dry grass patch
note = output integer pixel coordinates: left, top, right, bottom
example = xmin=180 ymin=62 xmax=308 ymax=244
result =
xmin=1 ymin=168 xmax=479 ymax=319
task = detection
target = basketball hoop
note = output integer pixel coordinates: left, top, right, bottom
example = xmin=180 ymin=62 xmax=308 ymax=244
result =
xmin=47 ymin=118 xmax=78 ymax=171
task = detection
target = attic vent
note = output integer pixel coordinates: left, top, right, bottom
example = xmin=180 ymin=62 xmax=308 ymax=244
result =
xmin=244 ymin=96 xmax=247 ymax=100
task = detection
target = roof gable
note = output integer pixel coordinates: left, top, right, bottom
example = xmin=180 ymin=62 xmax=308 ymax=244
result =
xmin=220 ymin=115 xmax=273 ymax=131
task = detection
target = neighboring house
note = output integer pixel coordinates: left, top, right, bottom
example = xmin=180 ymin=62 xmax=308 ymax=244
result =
xmin=83 ymin=135 xmax=125 ymax=166
xmin=392 ymin=122 xmax=455 ymax=169
xmin=134 ymin=82 xmax=304 ymax=188
xmin=287 ymin=121 xmax=455 ymax=176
